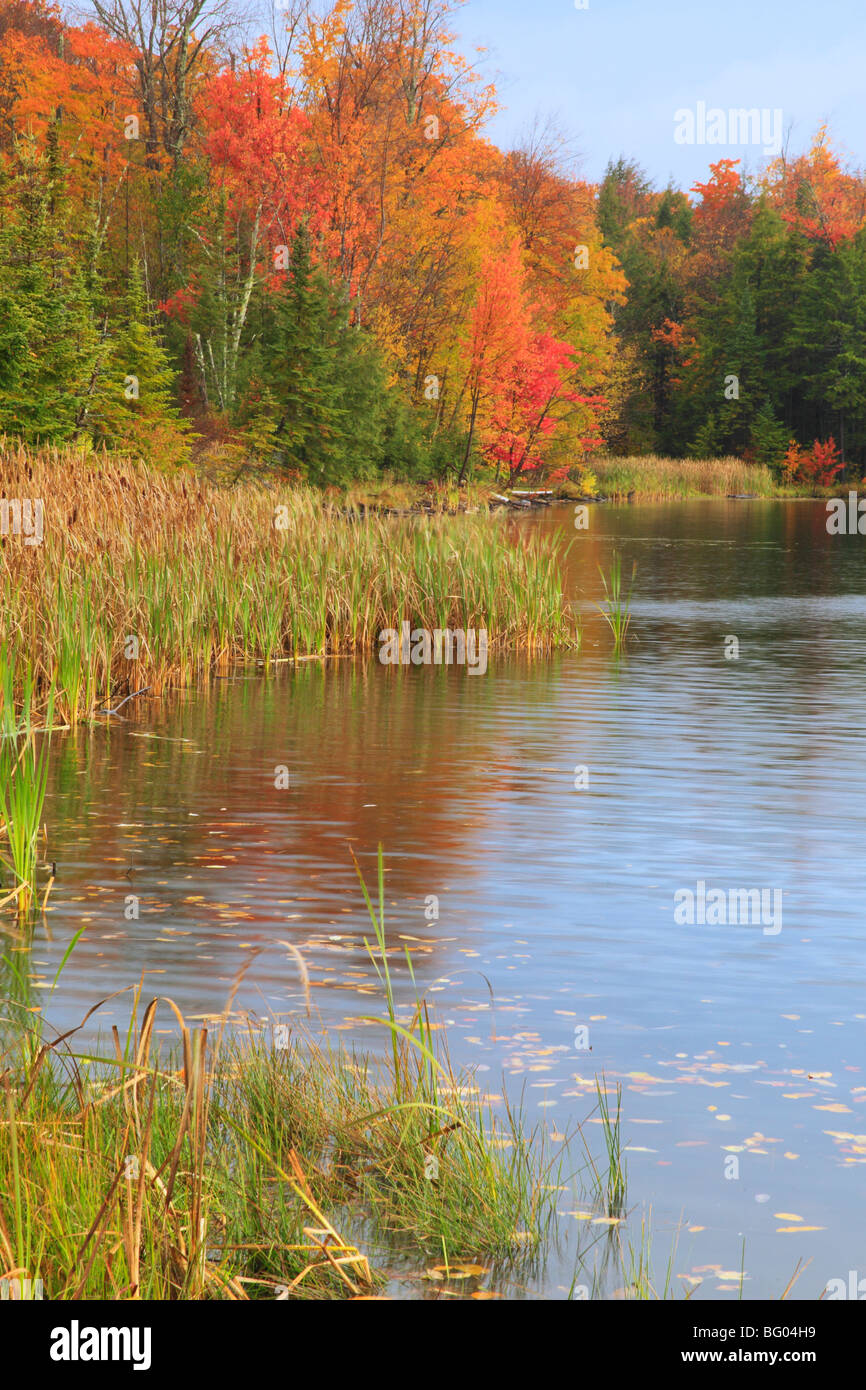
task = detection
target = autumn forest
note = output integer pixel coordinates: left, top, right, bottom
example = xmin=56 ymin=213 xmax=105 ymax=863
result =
xmin=2 ymin=0 xmax=866 ymax=488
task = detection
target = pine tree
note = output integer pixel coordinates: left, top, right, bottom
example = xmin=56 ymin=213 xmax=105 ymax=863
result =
xmin=749 ymin=400 xmax=791 ymax=469
xmin=91 ymin=258 xmax=189 ymax=464
xmin=0 ymin=130 xmax=101 ymax=443
xmin=259 ymin=221 xmax=387 ymax=485
xmin=792 ymin=230 xmax=866 ymax=463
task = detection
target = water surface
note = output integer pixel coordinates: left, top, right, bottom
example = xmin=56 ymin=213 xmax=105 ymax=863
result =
xmin=12 ymin=498 xmax=866 ymax=1299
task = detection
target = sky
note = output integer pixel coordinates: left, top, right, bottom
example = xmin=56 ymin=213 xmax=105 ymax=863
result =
xmin=452 ymin=0 xmax=866 ymax=188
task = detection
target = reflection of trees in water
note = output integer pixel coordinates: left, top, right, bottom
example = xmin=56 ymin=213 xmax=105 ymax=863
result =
xmin=43 ymin=656 xmax=562 ymax=916
xmin=530 ymin=496 xmax=847 ymax=606
xmin=33 ymin=653 xmax=574 ymax=1029
xmin=37 ymin=501 xmax=847 ymax=997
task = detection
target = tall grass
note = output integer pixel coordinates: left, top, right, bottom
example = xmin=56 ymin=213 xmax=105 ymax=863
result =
xmin=596 ymin=552 xmax=636 ymax=649
xmin=592 ymin=454 xmax=781 ymax=500
xmin=595 ymin=1079 xmax=626 ymax=1216
xmin=0 ymin=443 xmax=576 ymax=724
xmin=0 ymin=672 xmax=52 ymax=917
xmin=0 ymin=734 xmax=49 ymax=916
xmin=0 ymin=851 xmax=574 ymax=1299
xmin=347 ymin=847 xmax=560 ymax=1257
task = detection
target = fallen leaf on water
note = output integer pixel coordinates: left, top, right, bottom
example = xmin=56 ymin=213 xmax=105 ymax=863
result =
xmin=428 ymin=1263 xmax=488 ymax=1279
xmin=773 ymin=1212 xmax=802 ymax=1221
xmin=777 ymin=1226 xmax=824 ymax=1234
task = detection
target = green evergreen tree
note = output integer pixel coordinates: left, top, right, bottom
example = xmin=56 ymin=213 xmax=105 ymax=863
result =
xmin=0 ymin=131 xmax=101 ymax=443
xmin=257 ymin=221 xmax=386 ymax=485
xmin=791 ymin=229 xmax=866 ymax=464
xmin=675 ymin=206 xmax=810 ymax=458
xmin=91 ymin=258 xmax=189 ymax=464
xmin=749 ymin=400 xmax=791 ymax=469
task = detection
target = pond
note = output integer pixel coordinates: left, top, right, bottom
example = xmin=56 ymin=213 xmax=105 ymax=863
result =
xmin=15 ymin=497 xmax=866 ymax=1299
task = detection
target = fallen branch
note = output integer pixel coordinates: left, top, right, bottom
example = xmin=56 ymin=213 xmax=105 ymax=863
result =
xmin=94 ymin=687 xmax=151 ymax=717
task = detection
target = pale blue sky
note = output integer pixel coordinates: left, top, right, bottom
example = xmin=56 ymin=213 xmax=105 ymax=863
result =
xmin=453 ymin=0 xmax=866 ymax=187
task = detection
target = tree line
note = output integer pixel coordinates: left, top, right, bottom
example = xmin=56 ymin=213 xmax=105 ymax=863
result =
xmin=1 ymin=0 xmax=864 ymax=485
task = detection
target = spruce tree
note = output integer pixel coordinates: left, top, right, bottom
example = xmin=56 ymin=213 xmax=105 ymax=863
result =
xmin=0 ymin=130 xmax=101 ymax=443
xmin=260 ymin=221 xmax=385 ymax=485
xmin=92 ymin=258 xmax=189 ymax=464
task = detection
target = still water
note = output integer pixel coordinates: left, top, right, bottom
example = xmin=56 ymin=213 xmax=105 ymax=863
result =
xmin=15 ymin=499 xmax=866 ymax=1298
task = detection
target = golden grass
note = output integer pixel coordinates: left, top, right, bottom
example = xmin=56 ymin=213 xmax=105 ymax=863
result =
xmin=0 ymin=442 xmax=575 ymax=725
xmin=592 ymin=454 xmax=782 ymax=500
xmin=0 ymin=851 xmax=564 ymax=1299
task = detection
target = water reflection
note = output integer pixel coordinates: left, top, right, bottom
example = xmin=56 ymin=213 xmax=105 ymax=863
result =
xmin=6 ymin=498 xmax=866 ymax=1298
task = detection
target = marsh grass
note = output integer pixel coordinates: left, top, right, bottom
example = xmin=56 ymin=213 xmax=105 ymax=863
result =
xmin=0 ymin=851 xmax=575 ymax=1299
xmin=615 ymin=1212 xmax=679 ymax=1300
xmin=0 ymin=736 xmax=49 ymax=916
xmin=0 ymin=444 xmax=576 ymax=725
xmin=348 ymin=846 xmax=560 ymax=1257
xmin=595 ymin=1079 xmax=626 ymax=1217
xmin=592 ymin=455 xmax=782 ymax=500
xmin=0 ymin=678 xmax=53 ymax=917
xmin=596 ymin=552 xmax=636 ymax=649
xmin=342 ymin=477 xmax=489 ymax=513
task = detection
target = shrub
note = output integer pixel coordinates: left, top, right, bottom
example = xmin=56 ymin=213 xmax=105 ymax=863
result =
xmin=781 ymin=437 xmax=845 ymax=487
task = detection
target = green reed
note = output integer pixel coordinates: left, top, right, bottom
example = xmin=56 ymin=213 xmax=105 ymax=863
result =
xmin=0 ymin=850 xmax=580 ymax=1298
xmin=0 ymin=449 xmax=579 ymax=722
xmin=0 ymin=704 xmax=51 ymax=916
xmin=597 ymin=551 xmax=636 ymax=648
